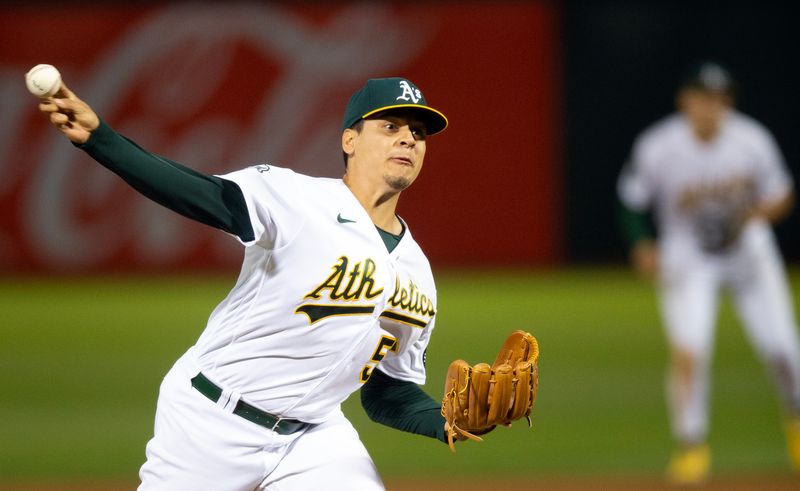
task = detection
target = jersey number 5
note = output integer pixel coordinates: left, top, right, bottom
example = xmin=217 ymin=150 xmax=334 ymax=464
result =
xmin=360 ymin=335 xmax=398 ymax=383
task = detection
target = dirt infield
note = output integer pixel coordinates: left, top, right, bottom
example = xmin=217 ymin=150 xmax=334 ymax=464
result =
xmin=2 ymin=475 xmax=799 ymax=491
xmin=387 ymin=475 xmax=800 ymax=490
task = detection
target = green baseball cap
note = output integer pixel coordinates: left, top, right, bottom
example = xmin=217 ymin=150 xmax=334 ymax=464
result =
xmin=680 ymin=60 xmax=736 ymax=95
xmin=342 ymin=77 xmax=448 ymax=135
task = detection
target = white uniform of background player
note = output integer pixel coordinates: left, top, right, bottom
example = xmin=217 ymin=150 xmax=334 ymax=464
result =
xmin=617 ymin=61 xmax=800 ymax=483
xmin=36 ymin=76 xmax=449 ymax=490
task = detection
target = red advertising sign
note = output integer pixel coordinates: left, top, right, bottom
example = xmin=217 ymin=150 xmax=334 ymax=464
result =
xmin=0 ymin=1 xmax=561 ymax=273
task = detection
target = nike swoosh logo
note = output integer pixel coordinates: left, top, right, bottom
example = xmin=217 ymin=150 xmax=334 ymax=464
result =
xmin=337 ymin=213 xmax=356 ymax=224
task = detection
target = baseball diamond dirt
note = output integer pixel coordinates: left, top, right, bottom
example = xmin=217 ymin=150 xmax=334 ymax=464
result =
xmin=2 ymin=476 xmax=800 ymax=490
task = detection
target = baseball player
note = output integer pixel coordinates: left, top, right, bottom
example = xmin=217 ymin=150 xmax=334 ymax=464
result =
xmin=37 ymin=76 xmax=450 ymax=490
xmin=617 ymin=61 xmax=800 ymax=484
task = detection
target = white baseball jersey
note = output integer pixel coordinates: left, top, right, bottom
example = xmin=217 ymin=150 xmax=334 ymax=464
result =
xmin=618 ymin=109 xmax=793 ymax=254
xmin=190 ymin=164 xmax=437 ymax=424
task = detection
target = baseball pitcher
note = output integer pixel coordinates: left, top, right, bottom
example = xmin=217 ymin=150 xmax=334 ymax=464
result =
xmin=35 ymin=75 xmax=539 ymax=490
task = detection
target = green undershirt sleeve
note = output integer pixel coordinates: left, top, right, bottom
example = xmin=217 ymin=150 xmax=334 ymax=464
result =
xmin=617 ymin=200 xmax=654 ymax=246
xmin=77 ymin=119 xmax=255 ymax=242
xmin=361 ymin=368 xmax=448 ymax=444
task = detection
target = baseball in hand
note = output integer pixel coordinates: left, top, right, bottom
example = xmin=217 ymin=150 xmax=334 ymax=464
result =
xmin=25 ymin=64 xmax=62 ymax=98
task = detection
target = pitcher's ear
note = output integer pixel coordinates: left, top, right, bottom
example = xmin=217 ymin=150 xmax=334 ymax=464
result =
xmin=342 ymin=128 xmax=356 ymax=155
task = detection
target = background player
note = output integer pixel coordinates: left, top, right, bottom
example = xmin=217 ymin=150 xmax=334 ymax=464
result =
xmin=37 ymin=76 xmax=451 ymax=490
xmin=617 ymin=61 xmax=800 ymax=485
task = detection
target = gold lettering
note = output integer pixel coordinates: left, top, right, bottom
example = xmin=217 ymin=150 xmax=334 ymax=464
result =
xmin=305 ymin=256 xmax=383 ymax=302
xmin=678 ymin=176 xmax=756 ymax=212
xmin=354 ymin=258 xmax=383 ymax=299
xmin=305 ymin=256 xmax=348 ymax=299
xmin=342 ymin=261 xmax=362 ymax=300
xmin=387 ymin=275 xmax=436 ymax=316
xmin=388 ymin=275 xmax=401 ymax=305
xmin=399 ymin=288 xmax=409 ymax=308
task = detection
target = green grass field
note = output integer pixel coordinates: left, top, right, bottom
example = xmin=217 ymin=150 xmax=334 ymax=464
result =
xmin=1 ymin=267 xmax=798 ymax=484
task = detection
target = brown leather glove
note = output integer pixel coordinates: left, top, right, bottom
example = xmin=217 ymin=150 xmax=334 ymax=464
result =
xmin=441 ymin=330 xmax=539 ymax=452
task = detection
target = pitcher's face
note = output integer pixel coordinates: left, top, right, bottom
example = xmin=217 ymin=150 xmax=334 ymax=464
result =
xmin=345 ymin=112 xmax=427 ymax=192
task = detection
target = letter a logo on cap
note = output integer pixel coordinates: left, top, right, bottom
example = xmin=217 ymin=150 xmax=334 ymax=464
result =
xmin=396 ymin=80 xmax=422 ymax=103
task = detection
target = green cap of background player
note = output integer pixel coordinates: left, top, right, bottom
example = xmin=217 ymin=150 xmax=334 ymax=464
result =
xmin=680 ymin=60 xmax=737 ymax=96
xmin=342 ymin=77 xmax=448 ymax=135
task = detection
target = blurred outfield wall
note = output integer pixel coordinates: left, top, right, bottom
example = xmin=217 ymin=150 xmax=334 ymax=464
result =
xmin=564 ymin=1 xmax=800 ymax=263
xmin=3 ymin=1 xmax=798 ymax=275
xmin=0 ymin=1 xmax=562 ymax=274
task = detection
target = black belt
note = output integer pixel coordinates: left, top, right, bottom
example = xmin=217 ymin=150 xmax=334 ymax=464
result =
xmin=190 ymin=372 xmax=309 ymax=435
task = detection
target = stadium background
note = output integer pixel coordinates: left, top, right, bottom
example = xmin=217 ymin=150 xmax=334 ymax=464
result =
xmin=1 ymin=1 xmax=799 ymax=489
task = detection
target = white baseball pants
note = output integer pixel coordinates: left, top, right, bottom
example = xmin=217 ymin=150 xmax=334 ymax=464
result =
xmin=658 ymin=221 xmax=800 ymax=443
xmin=138 ymin=348 xmax=384 ymax=491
